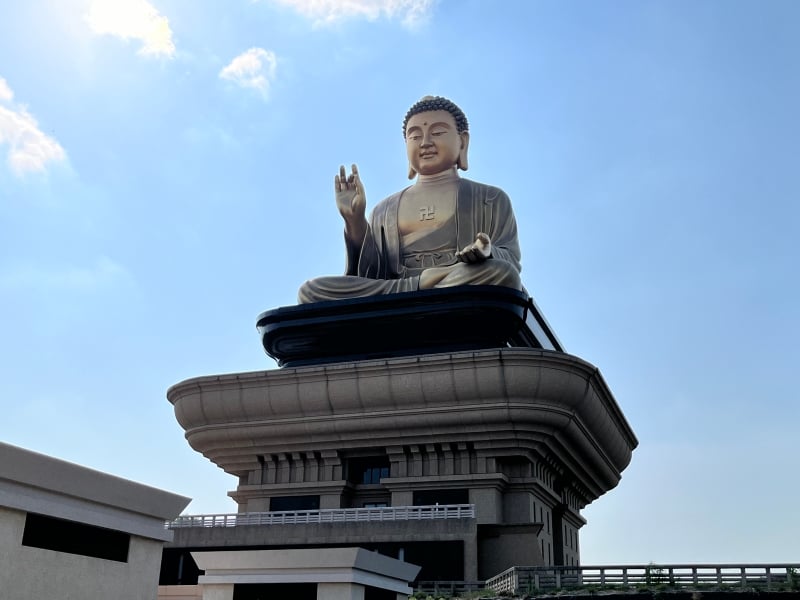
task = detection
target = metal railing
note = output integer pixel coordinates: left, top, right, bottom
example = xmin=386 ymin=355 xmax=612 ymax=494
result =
xmin=414 ymin=580 xmax=487 ymax=596
xmin=167 ymin=503 xmax=475 ymax=529
xmin=485 ymin=564 xmax=800 ymax=595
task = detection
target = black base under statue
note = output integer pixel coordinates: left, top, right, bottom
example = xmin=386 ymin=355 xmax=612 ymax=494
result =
xmin=257 ymin=285 xmax=562 ymax=367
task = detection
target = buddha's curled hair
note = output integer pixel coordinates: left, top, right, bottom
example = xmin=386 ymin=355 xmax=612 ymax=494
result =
xmin=403 ymin=95 xmax=469 ymax=137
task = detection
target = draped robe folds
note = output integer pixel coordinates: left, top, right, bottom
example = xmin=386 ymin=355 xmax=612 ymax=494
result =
xmin=297 ymin=178 xmax=522 ymax=303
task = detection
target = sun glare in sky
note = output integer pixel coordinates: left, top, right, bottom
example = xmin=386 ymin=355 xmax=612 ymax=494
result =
xmin=85 ymin=0 xmax=175 ymax=58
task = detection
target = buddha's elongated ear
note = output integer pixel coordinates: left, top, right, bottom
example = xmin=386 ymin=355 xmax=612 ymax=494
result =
xmin=408 ymin=165 xmax=417 ymax=180
xmin=457 ymin=131 xmax=470 ymax=171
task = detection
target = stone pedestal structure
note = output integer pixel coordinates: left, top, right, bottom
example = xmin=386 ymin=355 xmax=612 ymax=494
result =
xmin=166 ymin=303 xmax=637 ymax=582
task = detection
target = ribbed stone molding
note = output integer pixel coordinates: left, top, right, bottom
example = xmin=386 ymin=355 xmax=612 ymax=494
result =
xmin=168 ymin=348 xmax=637 ymax=505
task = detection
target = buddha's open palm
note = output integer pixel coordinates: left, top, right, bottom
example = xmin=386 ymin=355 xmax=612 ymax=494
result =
xmin=335 ymin=164 xmax=366 ymax=228
xmin=456 ymin=232 xmax=492 ymax=263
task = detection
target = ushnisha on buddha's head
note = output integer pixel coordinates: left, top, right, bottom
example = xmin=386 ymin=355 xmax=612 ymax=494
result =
xmin=403 ymin=95 xmax=470 ymax=179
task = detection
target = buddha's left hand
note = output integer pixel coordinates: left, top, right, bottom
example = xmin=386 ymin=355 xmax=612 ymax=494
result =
xmin=456 ymin=233 xmax=492 ymax=264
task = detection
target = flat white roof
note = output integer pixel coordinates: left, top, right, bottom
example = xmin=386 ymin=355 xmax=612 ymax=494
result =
xmin=0 ymin=442 xmax=190 ymax=541
xmin=193 ymin=548 xmax=421 ymax=594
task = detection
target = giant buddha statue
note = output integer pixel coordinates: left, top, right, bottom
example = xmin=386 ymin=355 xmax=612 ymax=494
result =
xmin=298 ymin=96 xmax=522 ymax=304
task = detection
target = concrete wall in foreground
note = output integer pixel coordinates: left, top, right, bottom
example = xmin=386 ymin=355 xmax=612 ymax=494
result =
xmin=0 ymin=505 xmax=164 ymax=600
xmin=0 ymin=442 xmax=191 ymax=600
xmin=158 ymin=585 xmax=203 ymax=600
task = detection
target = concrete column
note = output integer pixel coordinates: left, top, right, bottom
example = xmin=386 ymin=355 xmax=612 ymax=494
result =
xmin=201 ymin=583 xmax=234 ymax=600
xmin=425 ymin=444 xmax=439 ymax=476
xmin=291 ymin=452 xmax=305 ymax=482
xmin=475 ymin=454 xmax=487 ymax=473
xmin=249 ymin=460 xmax=262 ymax=485
xmin=470 ymin=487 xmax=502 ymax=524
xmin=317 ymin=582 xmax=365 ymax=600
xmin=442 ymin=445 xmax=455 ymax=475
xmin=504 ymin=491 xmax=534 ymax=522
xmin=473 ymin=441 xmax=496 ymax=475
xmin=264 ymin=455 xmax=277 ymax=484
xmin=386 ymin=446 xmax=407 ymax=477
xmin=390 ymin=489 xmax=413 ymax=506
xmin=245 ymin=497 xmax=269 ymax=512
xmin=276 ymin=453 xmax=291 ymax=483
xmin=409 ymin=446 xmax=423 ymax=477
xmin=319 ymin=493 xmax=342 ymax=509
xmin=321 ymin=450 xmax=342 ymax=481
xmin=463 ymin=533 xmax=479 ymax=582
xmin=305 ymin=451 xmax=319 ymax=482
xmin=456 ymin=443 xmax=470 ymax=475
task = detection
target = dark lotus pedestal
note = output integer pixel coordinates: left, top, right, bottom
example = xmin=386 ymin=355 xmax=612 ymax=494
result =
xmin=257 ymin=285 xmax=563 ymax=367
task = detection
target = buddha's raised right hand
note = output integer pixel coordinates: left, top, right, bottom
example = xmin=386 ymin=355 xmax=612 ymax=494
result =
xmin=335 ymin=164 xmax=368 ymax=243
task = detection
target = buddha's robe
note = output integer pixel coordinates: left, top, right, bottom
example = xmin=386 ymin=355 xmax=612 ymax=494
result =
xmin=298 ymin=178 xmax=521 ymax=303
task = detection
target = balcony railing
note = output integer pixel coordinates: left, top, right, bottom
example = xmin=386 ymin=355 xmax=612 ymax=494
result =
xmin=167 ymin=503 xmax=475 ymax=529
xmin=485 ymin=564 xmax=800 ymax=595
xmin=414 ymin=581 xmax=487 ymax=596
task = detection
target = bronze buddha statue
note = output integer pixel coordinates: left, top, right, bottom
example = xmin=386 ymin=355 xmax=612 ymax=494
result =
xmin=298 ymin=96 xmax=522 ymax=303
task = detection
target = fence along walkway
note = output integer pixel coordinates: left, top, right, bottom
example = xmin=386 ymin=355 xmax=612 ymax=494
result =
xmin=167 ymin=503 xmax=475 ymax=529
xmin=485 ymin=564 xmax=800 ymax=595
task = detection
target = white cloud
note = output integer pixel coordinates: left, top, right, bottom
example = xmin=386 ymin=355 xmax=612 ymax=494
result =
xmin=0 ymin=77 xmax=13 ymax=103
xmin=86 ymin=0 xmax=175 ymax=58
xmin=219 ymin=48 xmax=278 ymax=99
xmin=268 ymin=0 xmax=435 ymax=27
xmin=0 ymin=78 xmax=66 ymax=177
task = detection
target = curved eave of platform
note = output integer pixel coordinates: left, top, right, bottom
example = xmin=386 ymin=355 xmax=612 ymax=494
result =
xmin=168 ymin=348 xmax=638 ymax=503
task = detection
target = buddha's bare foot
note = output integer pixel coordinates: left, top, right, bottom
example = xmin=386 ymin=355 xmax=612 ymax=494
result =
xmin=419 ymin=265 xmax=458 ymax=289
xmin=421 ymin=260 xmax=522 ymax=291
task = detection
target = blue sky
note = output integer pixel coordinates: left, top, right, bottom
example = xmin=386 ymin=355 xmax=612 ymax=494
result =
xmin=1 ymin=0 xmax=798 ymax=565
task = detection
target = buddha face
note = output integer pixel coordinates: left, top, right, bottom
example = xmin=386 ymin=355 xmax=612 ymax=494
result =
xmin=405 ymin=110 xmax=468 ymax=177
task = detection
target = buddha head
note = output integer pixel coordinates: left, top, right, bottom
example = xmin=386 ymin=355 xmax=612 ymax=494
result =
xmin=403 ymin=95 xmax=470 ymax=179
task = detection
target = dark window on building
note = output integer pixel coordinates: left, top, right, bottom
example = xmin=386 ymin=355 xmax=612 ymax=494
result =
xmin=160 ymin=549 xmax=203 ymax=585
xmin=412 ymin=489 xmax=468 ymax=506
xmin=22 ymin=513 xmax=130 ymax=563
xmin=346 ymin=456 xmax=390 ymax=485
xmin=403 ymin=540 xmax=464 ymax=581
xmin=269 ymin=495 xmax=320 ymax=511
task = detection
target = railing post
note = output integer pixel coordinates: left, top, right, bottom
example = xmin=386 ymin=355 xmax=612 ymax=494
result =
xmin=740 ymin=566 xmax=746 ymax=588
xmin=692 ymin=567 xmax=698 ymax=585
xmin=716 ymin=567 xmax=722 ymax=585
xmin=623 ymin=567 xmax=628 ymax=586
